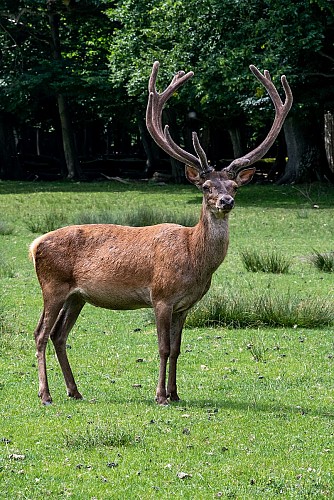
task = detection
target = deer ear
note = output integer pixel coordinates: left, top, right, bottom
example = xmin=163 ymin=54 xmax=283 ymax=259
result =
xmin=185 ymin=165 xmax=203 ymax=187
xmin=236 ymin=167 xmax=256 ymax=186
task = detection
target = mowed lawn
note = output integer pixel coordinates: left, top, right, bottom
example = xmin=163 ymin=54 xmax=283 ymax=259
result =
xmin=0 ymin=179 xmax=333 ymax=499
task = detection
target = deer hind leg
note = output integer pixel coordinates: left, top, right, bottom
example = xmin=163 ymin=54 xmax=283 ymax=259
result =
xmin=154 ymin=302 xmax=173 ymax=405
xmin=34 ymin=298 xmax=65 ymax=405
xmin=50 ymin=293 xmax=85 ymax=400
xmin=167 ymin=311 xmax=187 ymax=402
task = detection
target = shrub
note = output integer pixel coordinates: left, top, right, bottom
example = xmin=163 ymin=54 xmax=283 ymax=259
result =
xmin=241 ymin=249 xmax=291 ymax=274
xmin=310 ymin=250 xmax=334 ymax=273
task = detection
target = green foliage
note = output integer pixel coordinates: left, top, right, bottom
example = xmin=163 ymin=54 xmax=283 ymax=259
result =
xmin=107 ymin=0 xmax=334 ymax=125
xmin=311 ymin=250 xmax=334 ymax=272
xmin=0 ymin=258 xmax=15 ymax=278
xmin=25 ymin=211 xmax=67 ymax=234
xmin=240 ymin=249 xmax=291 ymax=274
xmin=187 ymin=290 xmax=334 ymax=328
xmin=0 ymin=0 xmax=113 ymax=122
xmin=74 ymin=206 xmax=197 ymax=227
xmin=0 ymin=220 xmax=14 ymax=235
xmin=63 ymin=422 xmax=134 ymax=449
xmin=1 ymin=0 xmax=333 ymax=179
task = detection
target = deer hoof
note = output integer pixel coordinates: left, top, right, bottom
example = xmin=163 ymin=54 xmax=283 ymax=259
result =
xmin=155 ymin=395 xmax=169 ymax=406
xmin=41 ymin=396 xmax=52 ymax=405
xmin=169 ymin=393 xmax=180 ymax=402
xmin=68 ymin=389 xmax=83 ymax=400
xmin=39 ymin=391 xmax=53 ymax=405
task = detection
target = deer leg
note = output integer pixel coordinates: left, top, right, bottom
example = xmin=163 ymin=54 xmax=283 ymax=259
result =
xmin=154 ymin=302 xmax=173 ymax=405
xmin=167 ymin=311 xmax=187 ymax=402
xmin=50 ymin=294 xmax=85 ymax=400
xmin=34 ymin=299 xmax=64 ymax=405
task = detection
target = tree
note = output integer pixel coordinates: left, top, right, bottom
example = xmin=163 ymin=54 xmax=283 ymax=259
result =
xmin=1 ymin=0 xmax=333 ymax=183
xmin=108 ymin=0 xmax=334 ymax=183
xmin=0 ymin=0 xmax=113 ymax=179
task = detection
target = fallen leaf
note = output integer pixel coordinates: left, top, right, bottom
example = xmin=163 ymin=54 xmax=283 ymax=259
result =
xmin=9 ymin=454 xmax=25 ymax=460
xmin=177 ymin=471 xmax=192 ymax=479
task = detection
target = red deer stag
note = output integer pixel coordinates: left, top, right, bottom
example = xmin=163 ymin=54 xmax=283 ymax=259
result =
xmin=30 ymin=62 xmax=292 ymax=405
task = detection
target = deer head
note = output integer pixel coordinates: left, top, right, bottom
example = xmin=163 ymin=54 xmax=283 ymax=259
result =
xmin=146 ymin=61 xmax=293 ymax=199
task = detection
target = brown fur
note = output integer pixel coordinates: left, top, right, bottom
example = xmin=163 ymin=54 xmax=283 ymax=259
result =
xmin=30 ymin=167 xmax=254 ymax=405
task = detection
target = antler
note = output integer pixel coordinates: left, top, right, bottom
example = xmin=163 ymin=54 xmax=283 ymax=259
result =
xmin=146 ymin=61 xmax=214 ymax=176
xmin=224 ymin=65 xmax=293 ymax=177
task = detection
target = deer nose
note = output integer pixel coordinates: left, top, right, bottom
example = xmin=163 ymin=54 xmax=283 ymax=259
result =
xmin=218 ymin=195 xmax=234 ymax=209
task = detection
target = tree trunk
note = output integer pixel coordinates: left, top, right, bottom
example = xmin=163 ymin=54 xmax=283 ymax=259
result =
xmin=57 ymin=94 xmax=82 ymax=179
xmin=277 ymin=116 xmax=321 ymax=184
xmin=137 ymin=113 xmax=156 ymax=177
xmin=162 ymin=108 xmax=184 ymax=183
xmin=47 ymin=0 xmax=82 ymax=180
xmin=324 ymin=110 xmax=334 ymax=174
xmin=228 ymin=127 xmax=243 ymax=158
xmin=0 ymin=113 xmax=21 ymax=179
xmin=267 ymin=131 xmax=287 ymax=182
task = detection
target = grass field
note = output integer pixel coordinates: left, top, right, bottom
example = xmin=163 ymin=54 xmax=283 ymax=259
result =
xmin=0 ymin=179 xmax=334 ymax=499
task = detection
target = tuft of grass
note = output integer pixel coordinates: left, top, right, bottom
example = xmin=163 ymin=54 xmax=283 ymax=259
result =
xmin=74 ymin=206 xmax=197 ymax=228
xmin=63 ymin=423 xmax=134 ymax=449
xmin=187 ymin=290 xmax=334 ymax=328
xmin=0 ymin=220 xmax=14 ymax=235
xmin=246 ymin=335 xmax=268 ymax=362
xmin=0 ymin=310 xmax=15 ymax=352
xmin=310 ymin=249 xmax=334 ymax=272
xmin=73 ymin=210 xmax=124 ymax=225
xmin=25 ymin=211 xmax=67 ymax=233
xmin=241 ymin=249 xmax=291 ymax=274
xmin=0 ymin=257 xmax=15 ymax=278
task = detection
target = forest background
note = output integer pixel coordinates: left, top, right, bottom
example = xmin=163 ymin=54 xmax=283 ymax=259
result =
xmin=0 ymin=0 xmax=334 ymax=185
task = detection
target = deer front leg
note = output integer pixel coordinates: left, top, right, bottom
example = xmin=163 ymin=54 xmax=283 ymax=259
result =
xmin=154 ymin=302 xmax=173 ymax=405
xmin=167 ymin=311 xmax=187 ymax=402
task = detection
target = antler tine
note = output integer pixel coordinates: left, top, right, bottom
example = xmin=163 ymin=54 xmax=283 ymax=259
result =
xmin=146 ymin=61 xmax=212 ymax=174
xmin=224 ymin=65 xmax=293 ymax=177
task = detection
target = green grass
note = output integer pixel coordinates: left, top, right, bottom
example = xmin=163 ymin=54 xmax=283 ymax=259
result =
xmin=73 ymin=205 xmax=197 ymax=227
xmin=311 ymin=249 xmax=334 ymax=273
xmin=240 ymin=249 xmax=291 ymax=274
xmin=0 ymin=220 xmax=14 ymax=235
xmin=1 ymin=179 xmax=334 ymax=498
xmin=186 ymin=289 xmax=334 ymax=328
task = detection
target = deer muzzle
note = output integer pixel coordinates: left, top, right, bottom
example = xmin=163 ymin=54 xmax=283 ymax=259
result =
xmin=217 ymin=194 xmax=235 ymax=211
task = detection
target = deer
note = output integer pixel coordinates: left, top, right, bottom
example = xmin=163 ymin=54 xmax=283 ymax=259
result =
xmin=30 ymin=61 xmax=292 ymax=406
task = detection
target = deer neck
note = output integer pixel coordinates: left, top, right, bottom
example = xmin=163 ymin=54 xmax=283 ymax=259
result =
xmin=190 ymin=203 xmax=230 ymax=273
